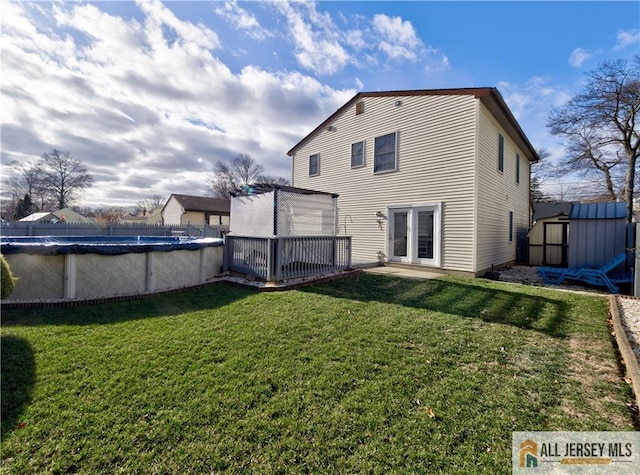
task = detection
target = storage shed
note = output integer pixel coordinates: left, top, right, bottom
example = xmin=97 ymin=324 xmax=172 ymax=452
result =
xmin=527 ymin=213 xmax=569 ymax=266
xmin=568 ymin=202 xmax=628 ymax=269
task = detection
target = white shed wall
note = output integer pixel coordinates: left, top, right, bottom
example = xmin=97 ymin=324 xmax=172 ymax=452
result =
xmin=230 ymin=192 xmax=275 ymax=237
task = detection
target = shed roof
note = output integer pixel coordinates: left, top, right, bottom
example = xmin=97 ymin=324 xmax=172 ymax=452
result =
xmin=569 ymin=202 xmax=627 ymax=220
xmin=532 ymin=201 xmax=575 ymax=222
xmin=170 ymin=194 xmax=230 ymax=213
xmin=286 ymin=87 xmax=539 ymax=162
xmin=230 ymin=183 xmax=338 ymax=198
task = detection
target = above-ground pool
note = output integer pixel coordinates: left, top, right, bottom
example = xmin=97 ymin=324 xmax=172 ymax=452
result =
xmin=1 ymin=236 xmax=224 ymax=303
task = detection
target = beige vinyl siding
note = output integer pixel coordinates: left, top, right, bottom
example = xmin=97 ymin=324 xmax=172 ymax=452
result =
xmin=292 ymin=94 xmax=478 ymax=272
xmin=475 ymin=103 xmax=531 ymax=273
xmin=181 ymin=211 xmax=206 ymax=226
xmin=162 ymin=197 xmax=183 ymax=225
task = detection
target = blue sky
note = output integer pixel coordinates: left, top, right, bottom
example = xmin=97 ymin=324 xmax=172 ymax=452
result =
xmin=2 ymin=0 xmax=639 ymax=207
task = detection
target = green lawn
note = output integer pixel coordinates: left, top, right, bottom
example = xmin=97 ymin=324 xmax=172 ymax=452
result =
xmin=1 ymin=274 xmax=636 ymax=474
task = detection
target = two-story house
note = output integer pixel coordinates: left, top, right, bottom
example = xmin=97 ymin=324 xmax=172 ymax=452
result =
xmin=287 ymin=88 xmax=539 ymax=276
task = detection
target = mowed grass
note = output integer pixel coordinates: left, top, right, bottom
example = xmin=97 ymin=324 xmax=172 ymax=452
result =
xmin=1 ymin=273 xmax=636 ymax=474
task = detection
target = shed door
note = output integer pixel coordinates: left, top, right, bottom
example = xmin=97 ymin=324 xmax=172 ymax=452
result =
xmin=543 ymin=222 xmax=568 ymax=267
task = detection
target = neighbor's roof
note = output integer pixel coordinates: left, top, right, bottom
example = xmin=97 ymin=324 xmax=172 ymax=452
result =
xmin=532 ymin=201 xmax=576 ymax=222
xmin=52 ymin=208 xmax=94 ymax=223
xmin=569 ymin=202 xmax=627 ymax=220
xmin=287 ymin=87 xmax=539 ymax=162
xmin=169 ymin=194 xmax=230 ymax=213
xmin=19 ymin=212 xmax=54 ymax=222
xmin=230 ymin=183 xmax=338 ymax=198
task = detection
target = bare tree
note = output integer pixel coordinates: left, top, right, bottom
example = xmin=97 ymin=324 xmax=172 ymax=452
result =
xmin=208 ymin=154 xmax=290 ymax=198
xmin=257 ymin=175 xmax=290 ymax=186
xmin=208 ymin=155 xmax=257 ymax=198
xmin=2 ymin=160 xmax=48 ymax=211
xmin=136 ymin=194 xmax=166 ymax=214
xmin=547 ymin=55 xmax=640 ymax=222
xmin=530 ymin=149 xmax=552 ymax=202
xmin=94 ymin=206 xmax=126 ymax=223
xmin=39 ymin=149 xmax=94 ymax=210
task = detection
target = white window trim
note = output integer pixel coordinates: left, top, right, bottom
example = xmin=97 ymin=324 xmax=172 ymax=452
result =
xmin=351 ymin=140 xmax=366 ymax=169
xmin=386 ymin=202 xmax=442 ymax=268
xmin=309 ymin=153 xmax=320 ymax=177
xmin=373 ymin=131 xmax=398 ymax=175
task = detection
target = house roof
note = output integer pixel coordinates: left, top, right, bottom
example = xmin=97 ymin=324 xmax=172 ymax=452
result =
xmin=286 ymin=87 xmax=539 ymax=162
xmin=52 ymin=208 xmax=94 ymax=223
xmin=569 ymin=202 xmax=627 ymax=220
xmin=19 ymin=212 xmax=54 ymax=222
xmin=230 ymin=183 xmax=338 ymax=198
xmin=532 ymin=201 xmax=575 ymax=222
xmin=18 ymin=208 xmax=93 ymax=223
xmin=168 ymin=194 xmax=231 ymax=214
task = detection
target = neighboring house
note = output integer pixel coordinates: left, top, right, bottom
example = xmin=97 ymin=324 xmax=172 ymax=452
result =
xmin=162 ymin=194 xmax=230 ymax=226
xmin=146 ymin=208 xmax=163 ymax=225
xmin=120 ymin=215 xmax=149 ymax=225
xmin=19 ymin=208 xmax=94 ymax=223
xmin=287 ymin=88 xmax=539 ymax=276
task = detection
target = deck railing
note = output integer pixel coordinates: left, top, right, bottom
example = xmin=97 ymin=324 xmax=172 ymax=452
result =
xmin=224 ymin=235 xmax=351 ymax=281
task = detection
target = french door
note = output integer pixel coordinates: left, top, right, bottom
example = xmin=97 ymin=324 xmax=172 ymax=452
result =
xmin=389 ymin=204 xmax=440 ymax=267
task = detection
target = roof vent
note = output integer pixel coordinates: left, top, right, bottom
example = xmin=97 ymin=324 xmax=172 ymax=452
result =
xmin=355 ymin=101 xmax=364 ymax=115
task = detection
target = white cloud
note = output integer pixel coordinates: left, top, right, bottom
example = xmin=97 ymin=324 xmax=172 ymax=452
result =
xmin=1 ymin=1 xmax=354 ymax=207
xmin=275 ymin=1 xmax=349 ymax=76
xmin=214 ymin=0 xmax=271 ymax=41
xmin=273 ymin=2 xmax=432 ymax=76
xmin=614 ymin=29 xmax=640 ymax=51
xmin=372 ymin=14 xmax=423 ymax=62
xmin=424 ymin=50 xmax=450 ymax=75
xmin=568 ymin=47 xmax=592 ymax=68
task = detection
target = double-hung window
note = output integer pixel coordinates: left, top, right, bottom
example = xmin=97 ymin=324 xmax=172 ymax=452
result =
xmin=351 ymin=141 xmax=365 ymax=168
xmin=374 ymin=132 xmax=397 ymax=173
xmin=515 ymin=153 xmax=520 ymax=184
xmin=309 ymin=153 xmax=319 ymax=176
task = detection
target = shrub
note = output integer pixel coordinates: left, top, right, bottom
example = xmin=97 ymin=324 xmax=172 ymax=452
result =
xmin=1 ymin=254 xmax=16 ymax=299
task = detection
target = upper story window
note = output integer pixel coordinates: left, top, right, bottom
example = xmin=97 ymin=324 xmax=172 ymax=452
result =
xmin=374 ymin=132 xmax=397 ymax=174
xmin=309 ymin=153 xmax=319 ymax=176
xmin=515 ymin=153 xmax=520 ymax=184
xmin=498 ymin=133 xmax=504 ymax=172
xmin=351 ymin=141 xmax=365 ymax=168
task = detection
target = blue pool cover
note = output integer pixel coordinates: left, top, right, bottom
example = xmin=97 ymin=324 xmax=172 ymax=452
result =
xmin=0 ymin=236 xmax=223 ymax=256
